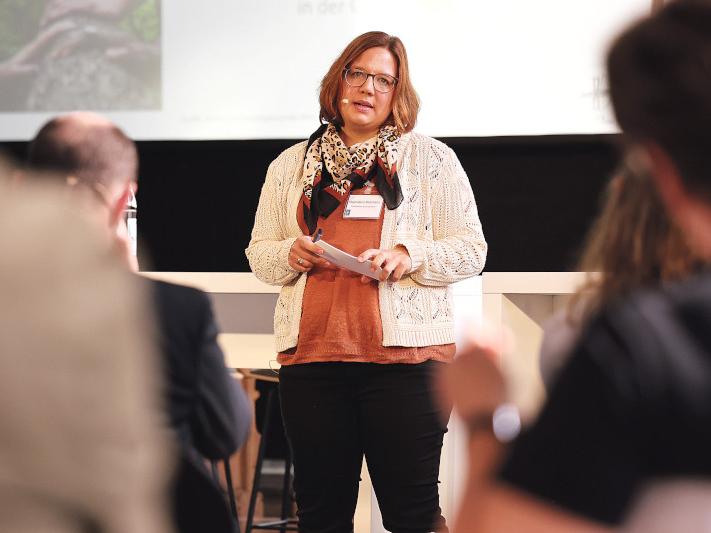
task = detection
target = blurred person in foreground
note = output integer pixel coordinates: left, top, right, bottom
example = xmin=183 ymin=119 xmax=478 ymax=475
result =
xmin=25 ymin=112 xmax=251 ymax=532
xmin=538 ymin=164 xmax=705 ymax=389
xmin=0 ymin=168 xmax=171 ymax=533
xmin=443 ymin=1 xmax=711 ymax=531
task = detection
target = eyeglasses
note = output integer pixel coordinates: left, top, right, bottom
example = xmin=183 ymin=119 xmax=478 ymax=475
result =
xmin=343 ymin=68 xmax=398 ymax=93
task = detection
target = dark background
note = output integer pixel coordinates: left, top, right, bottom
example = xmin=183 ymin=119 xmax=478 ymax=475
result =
xmin=1 ymin=134 xmax=620 ymax=272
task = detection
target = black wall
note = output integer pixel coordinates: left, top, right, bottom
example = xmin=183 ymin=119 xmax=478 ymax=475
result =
xmin=1 ymin=134 xmax=620 ymax=272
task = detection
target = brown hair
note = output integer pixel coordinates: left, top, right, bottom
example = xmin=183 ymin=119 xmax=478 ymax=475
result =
xmin=570 ymin=161 xmax=705 ymax=322
xmin=318 ymin=31 xmax=420 ymax=133
xmin=27 ymin=116 xmax=137 ymax=190
xmin=607 ymin=0 xmax=711 ymax=201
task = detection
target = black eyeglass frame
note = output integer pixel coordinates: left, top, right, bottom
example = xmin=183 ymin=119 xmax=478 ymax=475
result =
xmin=342 ymin=68 xmax=399 ymax=93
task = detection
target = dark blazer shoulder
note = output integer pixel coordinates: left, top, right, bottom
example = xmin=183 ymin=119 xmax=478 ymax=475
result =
xmin=149 ymin=278 xmax=209 ymax=305
xmin=147 ymin=279 xmax=211 ymax=321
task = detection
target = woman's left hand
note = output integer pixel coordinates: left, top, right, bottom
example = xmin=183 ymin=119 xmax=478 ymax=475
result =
xmin=357 ymin=245 xmax=412 ymax=283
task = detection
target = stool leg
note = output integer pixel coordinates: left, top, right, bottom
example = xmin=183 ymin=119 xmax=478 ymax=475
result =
xmin=245 ymin=387 xmax=275 ymax=533
xmin=210 ymin=460 xmax=220 ymax=484
xmin=224 ymin=458 xmax=240 ymax=531
xmin=279 ymin=445 xmax=292 ymax=533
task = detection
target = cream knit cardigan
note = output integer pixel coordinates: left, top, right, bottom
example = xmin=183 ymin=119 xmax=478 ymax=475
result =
xmin=246 ymin=132 xmax=487 ymax=352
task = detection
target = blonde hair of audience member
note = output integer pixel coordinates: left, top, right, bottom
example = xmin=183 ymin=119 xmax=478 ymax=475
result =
xmin=0 ymin=175 xmax=172 ymax=533
xmin=539 ymin=162 xmax=706 ymax=387
xmin=570 ymin=164 xmax=704 ymax=323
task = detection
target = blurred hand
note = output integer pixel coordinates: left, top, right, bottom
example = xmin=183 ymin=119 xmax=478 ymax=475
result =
xmin=438 ymin=328 xmax=510 ymax=423
xmin=288 ymin=236 xmax=330 ymax=273
xmin=357 ymin=245 xmax=411 ymax=283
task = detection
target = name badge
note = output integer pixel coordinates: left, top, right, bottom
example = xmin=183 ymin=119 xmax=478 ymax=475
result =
xmin=343 ymin=194 xmax=384 ymax=219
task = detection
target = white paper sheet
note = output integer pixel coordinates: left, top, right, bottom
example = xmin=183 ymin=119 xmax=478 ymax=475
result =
xmin=317 ymin=239 xmax=383 ymax=280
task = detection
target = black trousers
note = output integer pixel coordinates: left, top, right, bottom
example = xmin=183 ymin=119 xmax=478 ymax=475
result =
xmin=279 ymin=361 xmax=449 ymax=533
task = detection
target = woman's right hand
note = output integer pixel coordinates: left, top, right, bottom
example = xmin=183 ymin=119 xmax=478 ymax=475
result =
xmin=288 ymin=236 xmax=330 ymax=273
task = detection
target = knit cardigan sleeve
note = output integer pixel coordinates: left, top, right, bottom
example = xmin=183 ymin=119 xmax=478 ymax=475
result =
xmin=245 ymin=144 xmax=304 ymax=286
xmin=397 ymin=145 xmax=487 ymax=286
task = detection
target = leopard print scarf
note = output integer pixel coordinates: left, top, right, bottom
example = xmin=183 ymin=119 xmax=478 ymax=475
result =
xmin=300 ymin=123 xmax=403 ymax=234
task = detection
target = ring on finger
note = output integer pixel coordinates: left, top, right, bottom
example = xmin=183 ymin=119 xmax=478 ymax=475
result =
xmin=297 ymin=257 xmax=304 ymax=265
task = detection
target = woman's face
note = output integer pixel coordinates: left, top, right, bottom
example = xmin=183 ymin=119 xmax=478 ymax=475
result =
xmin=338 ymin=46 xmax=397 ymax=135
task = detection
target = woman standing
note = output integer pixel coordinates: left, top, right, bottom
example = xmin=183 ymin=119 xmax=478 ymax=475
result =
xmin=247 ymin=31 xmax=486 ymax=533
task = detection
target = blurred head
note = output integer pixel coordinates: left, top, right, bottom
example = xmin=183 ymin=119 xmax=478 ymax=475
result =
xmin=0 ymin=183 xmax=171 ymax=533
xmin=319 ymin=31 xmax=419 ymax=136
xmin=573 ymin=164 xmax=704 ymax=319
xmin=26 ymin=112 xmax=137 ymax=233
xmin=607 ymin=0 xmax=711 ymax=257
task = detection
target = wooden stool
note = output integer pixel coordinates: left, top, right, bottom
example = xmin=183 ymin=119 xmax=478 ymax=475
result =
xmin=211 ymin=457 xmax=240 ymax=532
xmin=240 ymin=369 xmax=298 ymax=533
